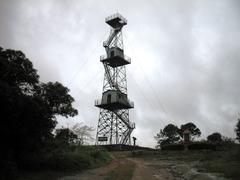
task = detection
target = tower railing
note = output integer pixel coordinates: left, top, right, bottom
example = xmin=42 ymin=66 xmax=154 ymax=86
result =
xmin=130 ymin=122 xmax=135 ymax=129
xmin=103 ymin=29 xmax=120 ymax=47
xmin=105 ymin=13 xmax=127 ymax=24
xmin=94 ymin=99 xmax=102 ymax=106
xmin=128 ymin=100 xmax=134 ymax=108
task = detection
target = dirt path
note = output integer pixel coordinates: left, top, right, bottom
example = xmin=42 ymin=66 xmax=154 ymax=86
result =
xmin=59 ymin=157 xmax=174 ymax=180
xmin=128 ymin=158 xmax=174 ymax=180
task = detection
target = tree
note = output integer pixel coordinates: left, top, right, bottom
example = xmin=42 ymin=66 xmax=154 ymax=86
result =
xmin=207 ymin=132 xmax=222 ymax=144
xmin=0 ymin=47 xmax=78 ymax=165
xmin=155 ymin=124 xmax=180 ymax=148
xmin=179 ymin=122 xmax=201 ymax=140
xmin=37 ymin=82 xmax=78 ymax=117
xmin=235 ymin=118 xmax=240 ymax=143
xmin=0 ymin=48 xmax=39 ymax=94
xmin=222 ymin=136 xmax=235 ymax=146
xmin=55 ymin=128 xmax=78 ymax=145
xmin=71 ymin=123 xmax=95 ymax=145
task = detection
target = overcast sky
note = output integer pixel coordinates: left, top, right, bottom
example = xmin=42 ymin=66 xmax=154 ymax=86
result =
xmin=1 ymin=0 xmax=240 ymax=147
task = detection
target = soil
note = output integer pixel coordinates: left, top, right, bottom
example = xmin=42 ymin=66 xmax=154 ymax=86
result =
xmin=129 ymin=158 xmax=174 ymax=180
xmin=60 ymin=151 xmax=230 ymax=180
xmin=59 ymin=157 xmax=174 ymax=180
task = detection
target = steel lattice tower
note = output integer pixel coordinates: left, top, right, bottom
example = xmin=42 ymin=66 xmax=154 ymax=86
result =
xmin=95 ymin=13 xmax=135 ymax=145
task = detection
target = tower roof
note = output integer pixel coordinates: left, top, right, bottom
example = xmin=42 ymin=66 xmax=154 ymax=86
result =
xmin=105 ymin=13 xmax=127 ymax=28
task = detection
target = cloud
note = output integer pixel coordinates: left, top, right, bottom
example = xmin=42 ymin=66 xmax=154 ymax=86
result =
xmin=0 ymin=0 xmax=240 ymax=147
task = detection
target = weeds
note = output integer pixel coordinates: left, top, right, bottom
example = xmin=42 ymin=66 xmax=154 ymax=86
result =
xmin=16 ymin=145 xmax=111 ymax=180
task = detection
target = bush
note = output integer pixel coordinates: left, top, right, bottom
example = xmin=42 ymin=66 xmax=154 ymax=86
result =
xmin=188 ymin=142 xmax=216 ymax=150
xmin=161 ymin=144 xmax=184 ymax=150
xmin=0 ymin=161 xmax=18 ymax=180
xmin=160 ymin=142 xmax=217 ymax=151
xmin=18 ymin=145 xmax=111 ymax=172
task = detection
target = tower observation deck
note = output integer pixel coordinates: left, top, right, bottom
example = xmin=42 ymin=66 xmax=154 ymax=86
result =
xmin=95 ymin=13 xmax=135 ymax=145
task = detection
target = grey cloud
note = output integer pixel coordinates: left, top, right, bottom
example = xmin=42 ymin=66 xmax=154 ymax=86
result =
xmin=0 ymin=0 xmax=240 ymax=147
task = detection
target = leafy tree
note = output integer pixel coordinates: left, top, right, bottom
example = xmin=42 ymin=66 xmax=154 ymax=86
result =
xmin=55 ymin=128 xmax=78 ymax=145
xmin=37 ymin=82 xmax=77 ymax=117
xmin=235 ymin=118 xmax=240 ymax=143
xmin=222 ymin=136 xmax=235 ymax=147
xmin=179 ymin=122 xmax=201 ymax=140
xmin=0 ymin=48 xmax=39 ymax=94
xmin=155 ymin=124 xmax=180 ymax=148
xmin=0 ymin=47 xmax=78 ymax=168
xmin=207 ymin=132 xmax=222 ymax=144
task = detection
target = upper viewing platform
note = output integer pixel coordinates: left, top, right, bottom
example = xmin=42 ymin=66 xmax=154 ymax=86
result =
xmin=100 ymin=47 xmax=131 ymax=67
xmin=105 ymin=13 xmax=127 ymax=28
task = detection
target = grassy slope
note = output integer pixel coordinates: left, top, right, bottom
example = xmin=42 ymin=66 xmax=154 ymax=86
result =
xmin=132 ymin=145 xmax=240 ymax=179
xmin=17 ymin=146 xmax=111 ymax=180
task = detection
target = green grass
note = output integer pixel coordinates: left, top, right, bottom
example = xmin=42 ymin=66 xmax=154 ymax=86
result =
xmin=104 ymin=160 xmax=135 ymax=180
xmin=131 ymin=145 xmax=240 ymax=179
xmin=110 ymin=151 xmax=132 ymax=158
xmin=23 ymin=146 xmax=111 ymax=171
xmin=197 ymin=149 xmax=240 ymax=179
xmin=16 ymin=146 xmax=111 ymax=180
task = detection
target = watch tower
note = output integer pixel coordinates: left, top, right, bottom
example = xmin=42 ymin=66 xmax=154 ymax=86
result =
xmin=95 ymin=13 xmax=135 ymax=145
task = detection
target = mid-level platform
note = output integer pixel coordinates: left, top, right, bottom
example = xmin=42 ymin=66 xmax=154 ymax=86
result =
xmin=95 ymin=90 xmax=134 ymax=110
xmin=100 ymin=54 xmax=131 ymax=68
xmin=95 ymin=99 xmax=134 ymax=110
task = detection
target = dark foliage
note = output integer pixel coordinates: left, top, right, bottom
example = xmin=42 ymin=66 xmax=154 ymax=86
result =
xmin=179 ymin=122 xmax=201 ymax=139
xmin=0 ymin=48 xmax=39 ymax=92
xmin=188 ymin=142 xmax=216 ymax=150
xmin=0 ymin=47 xmax=78 ymax=178
xmin=161 ymin=144 xmax=185 ymax=150
xmin=235 ymin=119 xmax=240 ymax=143
xmin=17 ymin=146 xmax=111 ymax=173
xmin=155 ymin=124 xmax=180 ymax=148
xmin=55 ymin=128 xmax=78 ymax=146
xmin=155 ymin=122 xmax=202 ymax=148
xmin=37 ymin=82 xmax=78 ymax=117
xmin=207 ymin=132 xmax=222 ymax=144
xmin=161 ymin=142 xmax=216 ymax=151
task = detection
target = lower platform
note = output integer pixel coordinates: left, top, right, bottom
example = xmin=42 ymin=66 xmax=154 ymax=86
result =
xmin=95 ymin=101 xmax=133 ymax=111
xmin=100 ymin=55 xmax=131 ymax=68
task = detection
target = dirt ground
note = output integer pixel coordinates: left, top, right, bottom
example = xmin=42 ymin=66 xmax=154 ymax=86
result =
xmin=59 ymin=150 xmax=236 ymax=180
xmin=59 ymin=156 xmax=174 ymax=180
xmin=129 ymin=158 xmax=174 ymax=180
xmin=19 ymin=149 xmax=237 ymax=180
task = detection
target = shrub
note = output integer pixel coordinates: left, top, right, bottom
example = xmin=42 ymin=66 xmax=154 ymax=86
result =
xmin=161 ymin=144 xmax=184 ymax=150
xmin=18 ymin=145 xmax=111 ymax=172
xmin=188 ymin=142 xmax=216 ymax=150
xmin=0 ymin=161 xmax=18 ymax=180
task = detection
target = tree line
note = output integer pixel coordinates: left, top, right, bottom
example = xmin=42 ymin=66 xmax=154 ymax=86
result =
xmin=155 ymin=120 xmax=240 ymax=149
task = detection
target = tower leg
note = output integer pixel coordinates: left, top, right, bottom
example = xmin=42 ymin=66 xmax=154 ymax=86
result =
xmin=96 ymin=109 xmax=132 ymax=145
